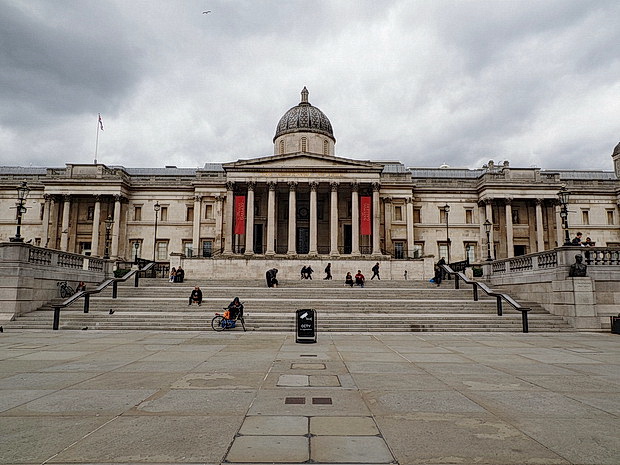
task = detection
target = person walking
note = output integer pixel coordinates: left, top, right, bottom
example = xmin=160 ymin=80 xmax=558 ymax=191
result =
xmin=324 ymin=263 xmax=332 ymax=280
xmin=371 ymin=262 xmax=380 ymax=280
xmin=188 ymin=286 xmax=202 ymax=306
xmin=434 ymin=257 xmax=446 ymax=287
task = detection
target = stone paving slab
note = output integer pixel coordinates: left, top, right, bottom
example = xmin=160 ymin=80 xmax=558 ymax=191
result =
xmin=0 ymin=330 xmax=618 ymax=465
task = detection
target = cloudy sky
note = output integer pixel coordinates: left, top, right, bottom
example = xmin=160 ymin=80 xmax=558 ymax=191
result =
xmin=1 ymin=0 xmax=619 ymax=171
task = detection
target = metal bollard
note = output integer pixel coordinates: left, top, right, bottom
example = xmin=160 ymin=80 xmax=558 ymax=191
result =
xmin=472 ymin=284 xmax=478 ymax=301
xmin=53 ymin=307 xmax=60 ymax=330
xmin=112 ymin=281 xmax=118 ymax=299
xmin=83 ymin=294 xmax=90 ymax=313
xmin=496 ymin=296 xmax=503 ymax=316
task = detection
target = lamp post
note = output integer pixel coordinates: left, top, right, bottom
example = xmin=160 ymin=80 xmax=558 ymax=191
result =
xmin=557 ymin=186 xmax=571 ymax=246
xmin=103 ymin=215 xmax=113 ymax=259
xmin=484 ymin=219 xmax=493 ymax=261
xmin=444 ymin=204 xmax=451 ymax=264
xmin=10 ymin=181 xmax=30 ymax=242
xmin=153 ymin=201 xmax=161 ymax=262
xmin=134 ymin=241 xmax=140 ymax=264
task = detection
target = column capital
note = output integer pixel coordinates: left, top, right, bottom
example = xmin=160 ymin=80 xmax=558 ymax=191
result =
xmin=288 ymin=181 xmax=298 ymax=191
xmin=194 ymin=195 xmax=203 ymax=202
xmin=267 ymin=181 xmax=277 ymax=191
xmin=226 ymin=181 xmax=235 ymax=192
xmin=214 ymin=194 xmax=224 ymax=203
xmin=372 ymin=182 xmax=381 ymax=192
xmin=535 ymin=198 xmax=545 ymax=206
xmin=330 ymin=181 xmax=339 ymax=192
xmin=93 ymin=194 xmax=104 ymax=202
xmin=43 ymin=193 xmax=52 ymax=201
xmin=62 ymin=194 xmax=71 ymax=201
xmin=309 ymin=181 xmax=319 ymax=191
xmin=350 ymin=181 xmax=359 ymax=192
xmin=504 ymin=197 xmax=513 ymax=205
xmin=247 ymin=181 xmax=256 ymax=191
xmin=113 ymin=194 xmax=126 ymax=203
xmin=382 ymin=196 xmax=393 ymax=204
xmin=405 ymin=196 xmax=414 ymax=204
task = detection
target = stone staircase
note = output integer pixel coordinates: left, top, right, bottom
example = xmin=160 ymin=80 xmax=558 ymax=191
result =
xmin=7 ymin=278 xmax=572 ymax=332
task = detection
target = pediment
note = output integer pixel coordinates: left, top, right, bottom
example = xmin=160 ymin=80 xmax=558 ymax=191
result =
xmin=224 ymin=152 xmax=381 ymax=172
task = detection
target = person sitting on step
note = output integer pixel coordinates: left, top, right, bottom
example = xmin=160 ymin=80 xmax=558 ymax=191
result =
xmin=188 ymin=286 xmax=202 ymax=306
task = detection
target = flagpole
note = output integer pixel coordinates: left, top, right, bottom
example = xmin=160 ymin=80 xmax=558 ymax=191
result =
xmin=94 ymin=114 xmax=100 ymax=164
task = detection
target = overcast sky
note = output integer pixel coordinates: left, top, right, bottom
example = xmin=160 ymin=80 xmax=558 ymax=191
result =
xmin=1 ymin=0 xmax=619 ymax=171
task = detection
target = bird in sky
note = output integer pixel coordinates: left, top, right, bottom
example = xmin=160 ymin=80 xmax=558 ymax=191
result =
xmin=203 ymin=10 xmax=211 ymax=14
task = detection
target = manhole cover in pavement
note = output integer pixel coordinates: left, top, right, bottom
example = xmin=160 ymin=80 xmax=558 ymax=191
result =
xmin=312 ymin=397 xmax=332 ymax=405
xmin=285 ymin=397 xmax=306 ymax=404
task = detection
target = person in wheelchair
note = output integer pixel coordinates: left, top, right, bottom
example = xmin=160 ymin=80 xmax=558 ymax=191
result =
xmin=226 ymin=297 xmax=244 ymax=320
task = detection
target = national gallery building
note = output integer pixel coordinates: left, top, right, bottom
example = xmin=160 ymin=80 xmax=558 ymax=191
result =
xmin=1 ymin=88 xmax=620 ymax=269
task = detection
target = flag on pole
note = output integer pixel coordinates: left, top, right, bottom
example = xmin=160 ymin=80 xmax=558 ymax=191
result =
xmin=98 ymin=113 xmax=104 ymax=131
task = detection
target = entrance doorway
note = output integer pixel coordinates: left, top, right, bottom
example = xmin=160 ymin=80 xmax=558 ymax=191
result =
xmin=297 ymin=227 xmax=309 ymax=254
xmin=343 ymin=224 xmax=352 ymax=254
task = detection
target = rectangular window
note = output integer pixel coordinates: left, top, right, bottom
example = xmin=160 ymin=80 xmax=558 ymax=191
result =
xmin=413 ymin=242 xmax=424 ymax=258
xmin=87 ymin=206 xmax=94 ymax=221
xmin=465 ymin=243 xmax=476 ymax=262
xmin=186 ymin=206 xmax=194 ymax=222
xmin=34 ymin=238 xmax=41 ymax=247
xmin=582 ymin=210 xmax=589 ymax=225
xmin=182 ymin=240 xmax=193 ymax=257
xmin=202 ymin=240 xmax=213 ymax=257
xmin=160 ymin=206 xmax=168 ymax=222
xmin=438 ymin=243 xmax=449 ymax=261
xmin=394 ymin=241 xmax=404 ymax=259
xmin=205 ymin=204 xmax=213 ymax=220
xmin=156 ymin=241 xmax=168 ymax=261
xmin=413 ymin=208 xmax=421 ymax=223
xmin=130 ymin=240 xmax=142 ymax=261
xmin=607 ymin=210 xmax=614 ymax=225
xmin=440 ymin=209 xmax=447 ymax=224
xmin=465 ymin=209 xmax=473 ymax=224
xmin=134 ymin=206 xmax=142 ymax=221
xmin=40 ymin=203 xmax=45 ymax=221
xmin=394 ymin=206 xmax=403 ymax=222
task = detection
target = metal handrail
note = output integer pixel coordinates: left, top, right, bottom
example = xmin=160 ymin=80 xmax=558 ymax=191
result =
xmin=52 ymin=261 xmax=156 ymax=330
xmin=440 ymin=264 xmax=531 ymax=333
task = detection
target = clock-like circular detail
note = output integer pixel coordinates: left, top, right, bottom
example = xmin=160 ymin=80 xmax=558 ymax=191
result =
xmin=298 ymin=206 xmax=309 ymax=219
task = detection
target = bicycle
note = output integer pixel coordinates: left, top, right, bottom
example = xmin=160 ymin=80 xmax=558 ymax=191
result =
xmin=57 ymin=281 xmax=75 ymax=299
xmin=211 ymin=307 xmax=246 ymax=332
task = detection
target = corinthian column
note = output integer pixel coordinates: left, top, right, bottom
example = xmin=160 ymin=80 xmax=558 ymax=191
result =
xmin=244 ymin=182 xmax=255 ymax=256
xmin=111 ymin=195 xmax=122 ymax=258
xmin=60 ymin=195 xmax=71 ymax=251
xmin=505 ymin=198 xmax=514 ymax=258
xmin=42 ymin=194 xmax=52 ymax=249
xmin=287 ymin=181 xmax=298 ymax=255
xmin=266 ymin=181 xmax=276 ymax=255
xmin=330 ymin=182 xmax=339 ymax=255
xmin=535 ymin=199 xmax=545 ymax=252
xmin=406 ymin=196 xmax=414 ymax=258
xmin=90 ymin=195 xmax=102 ymax=257
xmin=309 ymin=182 xmax=318 ymax=255
xmin=351 ymin=182 xmax=360 ymax=255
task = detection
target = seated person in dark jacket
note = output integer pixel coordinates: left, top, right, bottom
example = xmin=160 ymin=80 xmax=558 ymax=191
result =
xmin=227 ymin=297 xmax=244 ymax=320
xmin=188 ymin=286 xmax=202 ymax=306
xmin=345 ymin=272 xmax=354 ymax=287
xmin=355 ymin=270 xmax=365 ymax=287
xmin=176 ymin=266 xmax=185 ymax=283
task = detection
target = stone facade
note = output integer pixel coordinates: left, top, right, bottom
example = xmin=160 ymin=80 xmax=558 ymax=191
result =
xmin=1 ymin=90 xmax=619 ymax=274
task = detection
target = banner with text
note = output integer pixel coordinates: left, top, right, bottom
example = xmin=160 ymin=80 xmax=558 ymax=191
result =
xmin=360 ymin=196 xmax=371 ymax=235
xmin=234 ymin=195 xmax=246 ymax=234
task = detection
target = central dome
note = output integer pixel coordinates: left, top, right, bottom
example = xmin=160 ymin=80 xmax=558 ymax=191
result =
xmin=273 ymin=87 xmax=335 ymax=142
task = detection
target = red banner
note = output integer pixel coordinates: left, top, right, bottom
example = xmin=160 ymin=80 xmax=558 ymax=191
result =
xmin=360 ymin=196 xmax=371 ymax=235
xmin=234 ymin=196 xmax=246 ymax=234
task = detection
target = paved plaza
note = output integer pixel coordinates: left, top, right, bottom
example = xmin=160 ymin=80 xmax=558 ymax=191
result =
xmin=0 ymin=329 xmax=618 ymax=465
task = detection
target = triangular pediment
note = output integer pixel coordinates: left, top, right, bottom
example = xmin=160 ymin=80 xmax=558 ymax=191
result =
xmin=224 ymin=152 xmax=381 ymax=172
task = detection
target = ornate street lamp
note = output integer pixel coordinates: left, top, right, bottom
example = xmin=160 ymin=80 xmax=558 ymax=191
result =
xmin=134 ymin=241 xmax=140 ymax=264
xmin=153 ymin=201 xmax=161 ymax=261
xmin=10 ymin=181 xmax=30 ymax=242
xmin=103 ymin=215 xmax=114 ymax=259
xmin=443 ymin=204 xmax=451 ymax=264
xmin=484 ymin=219 xmax=493 ymax=261
xmin=557 ymin=186 xmax=571 ymax=246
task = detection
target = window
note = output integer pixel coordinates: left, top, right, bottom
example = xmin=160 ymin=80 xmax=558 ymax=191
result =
xmin=182 ymin=240 xmax=193 ymax=257
xmin=413 ymin=242 xmax=424 ymax=258
xmin=394 ymin=241 xmax=404 ymax=259
xmin=40 ymin=203 xmax=45 ymax=220
xmin=80 ymin=241 xmax=92 ymax=256
xmin=202 ymin=240 xmax=213 ymax=257
xmin=512 ymin=208 xmax=520 ymax=224
xmin=87 ymin=206 xmax=94 ymax=221
xmin=394 ymin=206 xmax=403 ymax=222
xmin=134 ymin=206 xmax=142 ymax=221
xmin=205 ymin=204 xmax=213 ymax=219
xmin=607 ymin=210 xmax=615 ymax=225
xmin=440 ymin=208 xmax=449 ymax=224
xmin=438 ymin=243 xmax=449 ymax=261
xmin=279 ymin=140 xmax=285 ymax=154
xmin=465 ymin=243 xmax=476 ymax=262
xmin=465 ymin=209 xmax=473 ymax=224
xmin=323 ymin=140 xmax=329 ymax=155
xmin=582 ymin=209 xmax=589 ymax=225
xmin=130 ymin=240 xmax=142 ymax=260
xmin=160 ymin=206 xmax=168 ymax=222
xmin=413 ymin=208 xmax=421 ymax=223
xmin=34 ymin=238 xmax=41 ymax=247
xmin=186 ymin=206 xmax=194 ymax=222
xmin=156 ymin=241 xmax=168 ymax=261
xmin=300 ymin=137 xmax=307 ymax=152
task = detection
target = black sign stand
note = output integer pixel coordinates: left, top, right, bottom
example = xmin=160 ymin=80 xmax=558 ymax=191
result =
xmin=296 ymin=309 xmax=317 ymax=343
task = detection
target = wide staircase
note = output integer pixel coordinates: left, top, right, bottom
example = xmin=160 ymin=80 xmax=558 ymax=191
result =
xmin=8 ymin=278 xmax=572 ymax=332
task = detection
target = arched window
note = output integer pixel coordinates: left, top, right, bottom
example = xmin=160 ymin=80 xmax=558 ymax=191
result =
xmin=279 ymin=140 xmax=285 ymax=155
xmin=323 ymin=140 xmax=329 ymax=155
xmin=300 ymin=137 xmax=307 ymax=152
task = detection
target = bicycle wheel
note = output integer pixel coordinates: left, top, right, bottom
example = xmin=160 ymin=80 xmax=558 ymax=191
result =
xmin=65 ymin=285 xmax=75 ymax=296
xmin=60 ymin=286 xmax=70 ymax=298
xmin=211 ymin=315 xmax=225 ymax=332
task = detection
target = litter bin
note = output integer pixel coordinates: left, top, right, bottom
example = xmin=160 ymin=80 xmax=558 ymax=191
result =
xmin=611 ymin=316 xmax=620 ymax=334
xmin=296 ymin=309 xmax=317 ymax=343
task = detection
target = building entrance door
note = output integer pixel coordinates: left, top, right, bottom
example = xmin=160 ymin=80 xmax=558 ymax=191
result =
xmin=343 ymin=225 xmax=352 ymax=254
xmin=297 ymin=227 xmax=309 ymax=254
xmin=254 ymin=224 xmax=263 ymax=254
